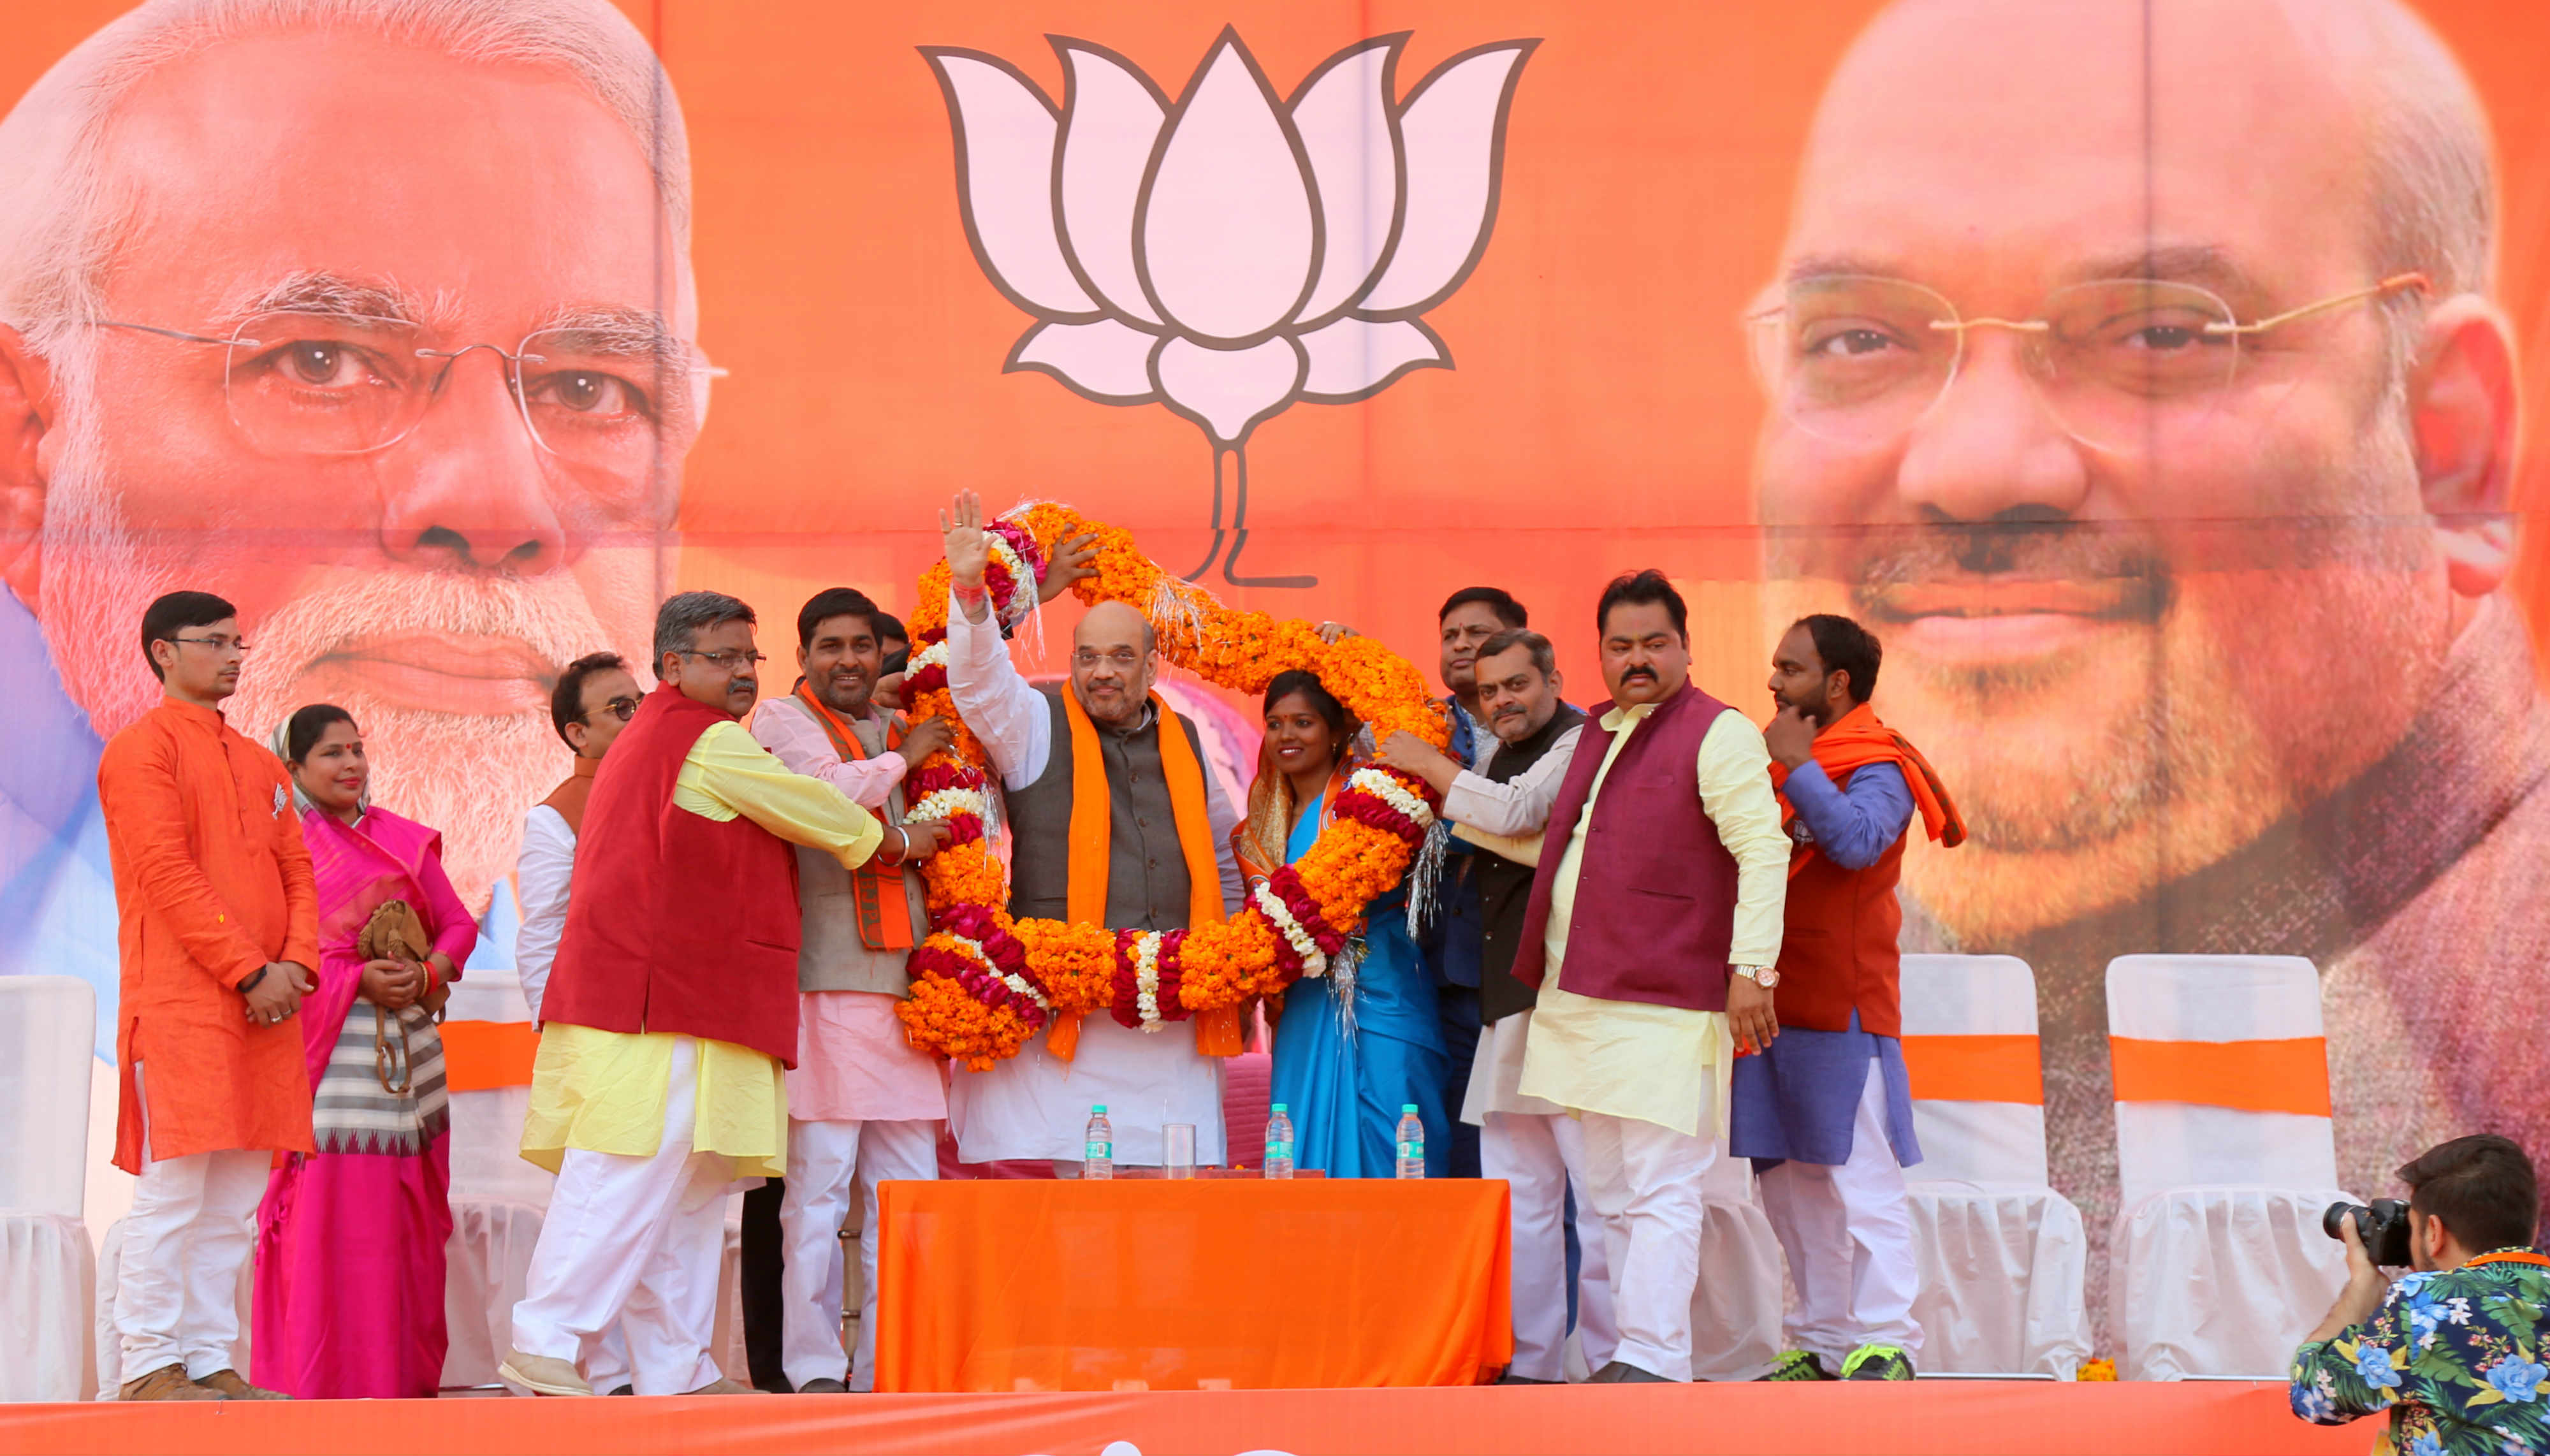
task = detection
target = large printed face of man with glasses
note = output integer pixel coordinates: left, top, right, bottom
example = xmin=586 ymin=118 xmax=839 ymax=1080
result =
xmin=0 ymin=3 xmax=706 ymax=908
xmin=1752 ymin=0 xmax=2518 ymax=948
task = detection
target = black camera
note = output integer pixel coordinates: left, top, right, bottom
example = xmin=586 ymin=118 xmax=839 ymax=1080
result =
xmin=2322 ymin=1197 xmax=2414 ymax=1267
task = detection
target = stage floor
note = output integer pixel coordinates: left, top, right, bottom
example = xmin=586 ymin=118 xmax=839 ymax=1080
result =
xmin=0 ymin=1381 xmax=2373 ymax=1455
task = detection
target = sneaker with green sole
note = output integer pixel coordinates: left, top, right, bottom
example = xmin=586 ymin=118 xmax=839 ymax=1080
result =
xmin=1840 ymin=1344 xmax=1915 ymax=1381
xmin=1760 ymin=1349 xmax=1836 ymax=1382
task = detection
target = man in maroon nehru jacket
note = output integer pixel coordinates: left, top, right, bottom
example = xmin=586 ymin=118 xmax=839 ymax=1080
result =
xmin=1512 ymin=571 xmax=1792 ymax=1384
xmin=500 ymin=592 xmax=888 ymax=1398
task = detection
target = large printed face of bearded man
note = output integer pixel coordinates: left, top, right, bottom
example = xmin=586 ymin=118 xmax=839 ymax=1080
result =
xmin=1750 ymin=0 xmax=2517 ymax=945
xmin=0 ymin=4 xmax=704 ymax=912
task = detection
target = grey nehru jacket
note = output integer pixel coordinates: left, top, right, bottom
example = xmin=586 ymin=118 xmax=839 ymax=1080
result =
xmin=1005 ymin=690 xmax=1216 ymax=929
xmin=762 ymin=694 xmax=930 ymax=994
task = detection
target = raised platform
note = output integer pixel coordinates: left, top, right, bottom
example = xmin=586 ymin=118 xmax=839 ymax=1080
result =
xmin=0 ymin=1382 xmax=2372 ymax=1455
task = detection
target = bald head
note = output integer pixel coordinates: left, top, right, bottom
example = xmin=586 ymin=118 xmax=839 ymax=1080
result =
xmin=1076 ymin=601 xmax=1155 ymax=657
xmin=1753 ymin=0 xmax=2519 ymax=947
xmin=1069 ymin=601 xmax=1158 ymax=728
xmin=1793 ymin=0 xmax=2490 ymax=313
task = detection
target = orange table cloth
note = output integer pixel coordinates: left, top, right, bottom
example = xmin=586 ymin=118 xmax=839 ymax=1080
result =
xmin=875 ymin=1179 xmax=1512 ymax=1392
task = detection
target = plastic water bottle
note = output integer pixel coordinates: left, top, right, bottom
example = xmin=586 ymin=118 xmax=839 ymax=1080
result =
xmin=1264 ymin=1104 xmax=1295 ymax=1180
xmin=1394 ymin=1105 xmax=1426 ymax=1179
xmin=1082 ymin=1105 xmax=1114 ymax=1181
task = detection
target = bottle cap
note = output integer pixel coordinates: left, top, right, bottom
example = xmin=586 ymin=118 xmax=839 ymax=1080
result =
xmin=1271 ymin=1103 xmax=1287 ymax=1112
xmin=1402 ymin=1104 xmax=1419 ymax=1114
xmin=1092 ymin=1105 xmax=1107 ymax=1114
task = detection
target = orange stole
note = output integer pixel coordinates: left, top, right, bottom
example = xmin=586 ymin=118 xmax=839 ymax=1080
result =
xmin=1051 ymin=689 xmax=1239 ymax=1059
xmin=1768 ymin=701 xmax=1965 ymax=877
xmin=791 ymin=682 xmax=915 ymax=952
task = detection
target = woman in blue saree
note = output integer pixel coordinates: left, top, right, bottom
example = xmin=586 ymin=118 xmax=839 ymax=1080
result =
xmin=1236 ymin=671 xmax=1449 ymax=1177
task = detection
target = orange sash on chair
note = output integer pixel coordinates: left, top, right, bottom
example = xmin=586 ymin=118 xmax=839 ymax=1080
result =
xmin=792 ymin=682 xmax=915 ymax=952
xmin=1050 ymin=689 xmax=1238 ymax=1059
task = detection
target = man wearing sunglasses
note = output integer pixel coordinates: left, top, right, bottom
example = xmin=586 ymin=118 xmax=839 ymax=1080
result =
xmin=0 ymin=0 xmax=703 ymax=1074
xmin=1752 ymin=0 xmax=2538 ymax=1292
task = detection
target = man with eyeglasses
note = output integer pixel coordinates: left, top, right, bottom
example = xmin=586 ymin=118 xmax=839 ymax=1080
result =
xmin=503 ymin=592 xmax=888 ymax=1397
xmin=938 ymin=490 xmax=1246 ymax=1176
xmin=1752 ymin=0 xmax=2540 ymax=1294
xmin=98 ymin=591 xmax=317 ymax=1401
xmin=501 ymin=649 xmax=645 ymax=1395
xmin=0 ymin=1 xmax=703 ymax=1081
xmin=516 ymin=652 xmax=643 ymax=1026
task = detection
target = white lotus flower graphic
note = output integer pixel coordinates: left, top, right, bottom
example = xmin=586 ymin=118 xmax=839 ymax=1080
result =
xmin=923 ymin=29 xmax=1538 ymax=585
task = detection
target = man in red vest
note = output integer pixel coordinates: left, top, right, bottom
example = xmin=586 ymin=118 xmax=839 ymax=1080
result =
xmin=1511 ymin=571 xmax=1793 ymax=1383
xmin=1739 ymin=615 xmax=1965 ymax=1383
xmin=500 ymin=592 xmax=889 ymax=1398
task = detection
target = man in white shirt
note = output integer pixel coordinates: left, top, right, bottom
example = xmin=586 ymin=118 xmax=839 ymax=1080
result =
xmin=1507 ymin=572 xmax=1791 ymax=1383
xmin=518 ymin=653 xmax=641 ymax=1021
xmin=938 ymin=491 xmax=1244 ymax=1172
xmin=512 ymin=650 xmax=640 ymax=1393
xmin=1382 ymin=628 xmax=1611 ymax=1383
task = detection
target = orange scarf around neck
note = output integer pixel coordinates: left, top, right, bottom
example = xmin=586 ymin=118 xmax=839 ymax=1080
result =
xmin=791 ymin=681 xmax=915 ymax=951
xmin=1768 ymin=701 xmax=1965 ymax=877
xmin=1048 ymin=688 xmax=1237 ymax=1059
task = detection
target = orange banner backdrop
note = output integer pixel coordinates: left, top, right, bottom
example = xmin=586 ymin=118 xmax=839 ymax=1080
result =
xmin=8 ymin=0 xmax=2550 ymax=1274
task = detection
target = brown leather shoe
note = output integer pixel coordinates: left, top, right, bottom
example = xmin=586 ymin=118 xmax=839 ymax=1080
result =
xmin=195 ymin=1369 xmax=290 ymax=1400
xmin=685 ymin=1377 xmax=755 ymax=1394
xmin=120 ymin=1364 xmax=226 ymax=1401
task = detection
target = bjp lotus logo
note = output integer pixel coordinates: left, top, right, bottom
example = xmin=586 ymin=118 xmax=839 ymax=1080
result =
xmin=923 ymin=29 xmax=1538 ymax=585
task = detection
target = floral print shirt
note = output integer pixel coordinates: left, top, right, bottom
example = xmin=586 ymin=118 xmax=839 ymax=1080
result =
xmin=2290 ymin=1250 xmax=2550 ymax=1456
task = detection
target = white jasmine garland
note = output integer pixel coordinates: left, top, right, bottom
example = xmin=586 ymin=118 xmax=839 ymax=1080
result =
xmin=949 ymin=932 xmax=1049 ymax=1009
xmin=987 ymin=536 xmax=1040 ymax=629
xmin=905 ymin=787 xmax=988 ymax=824
xmin=907 ymin=638 xmax=952 ymax=674
xmin=1132 ymin=931 xmax=1165 ymax=1031
xmin=1348 ymin=768 xmax=1436 ymax=829
xmin=1251 ymin=879 xmax=1329 ymax=979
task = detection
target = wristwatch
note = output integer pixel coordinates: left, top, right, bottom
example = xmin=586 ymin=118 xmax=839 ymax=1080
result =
xmin=1734 ymin=965 xmax=1781 ymax=989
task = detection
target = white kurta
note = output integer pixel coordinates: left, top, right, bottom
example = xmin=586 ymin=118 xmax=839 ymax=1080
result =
xmin=941 ymin=592 xmax=1239 ymax=1165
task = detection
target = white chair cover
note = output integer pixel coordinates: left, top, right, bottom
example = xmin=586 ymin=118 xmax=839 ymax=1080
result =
xmin=1691 ymin=1156 xmax=1783 ymax=1381
xmin=1 ymin=976 xmax=99 ymax=1402
xmin=2104 ymin=955 xmax=2352 ymax=1380
xmin=91 ymin=1215 xmax=253 ymax=1399
xmin=3 ymin=1215 xmax=96 ymax=1403
xmin=439 ymin=970 xmax=549 ymax=1388
xmin=2112 ymin=1186 xmax=2351 ymax=1380
xmin=1898 ymin=954 xmax=2090 ymax=1378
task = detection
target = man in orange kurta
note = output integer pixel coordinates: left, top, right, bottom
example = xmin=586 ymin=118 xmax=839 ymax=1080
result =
xmin=98 ymin=592 xmax=318 ymax=1402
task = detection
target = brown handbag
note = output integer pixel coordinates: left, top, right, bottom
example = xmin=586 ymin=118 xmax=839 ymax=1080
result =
xmin=355 ymin=899 xmax=443 ymax=1094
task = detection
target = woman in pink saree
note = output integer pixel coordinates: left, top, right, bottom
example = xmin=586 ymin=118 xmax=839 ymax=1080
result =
xmin=252 ymin=704 xmax=477 ymax=1398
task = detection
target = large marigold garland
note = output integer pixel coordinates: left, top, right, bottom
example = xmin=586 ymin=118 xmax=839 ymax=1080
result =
xmin=893 ymin=503 xmax=1450 ymax=1069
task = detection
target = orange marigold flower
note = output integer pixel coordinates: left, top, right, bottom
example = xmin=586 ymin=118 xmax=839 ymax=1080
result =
xmin=895 ymin=502 xmax=1441 ymax=1065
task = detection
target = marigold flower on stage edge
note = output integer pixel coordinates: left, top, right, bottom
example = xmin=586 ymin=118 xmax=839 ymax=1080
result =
xmin=892 ymin=502 xmax=1447 ymax=1065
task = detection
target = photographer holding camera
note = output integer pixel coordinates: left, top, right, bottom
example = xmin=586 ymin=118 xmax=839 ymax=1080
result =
xmin=2290 ymin=1135 xmax=2548 ymax=1454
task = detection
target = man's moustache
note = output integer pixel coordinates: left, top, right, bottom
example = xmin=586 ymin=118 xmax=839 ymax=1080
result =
xmin=1840 ymin=521 xmax=2171 ymax=622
